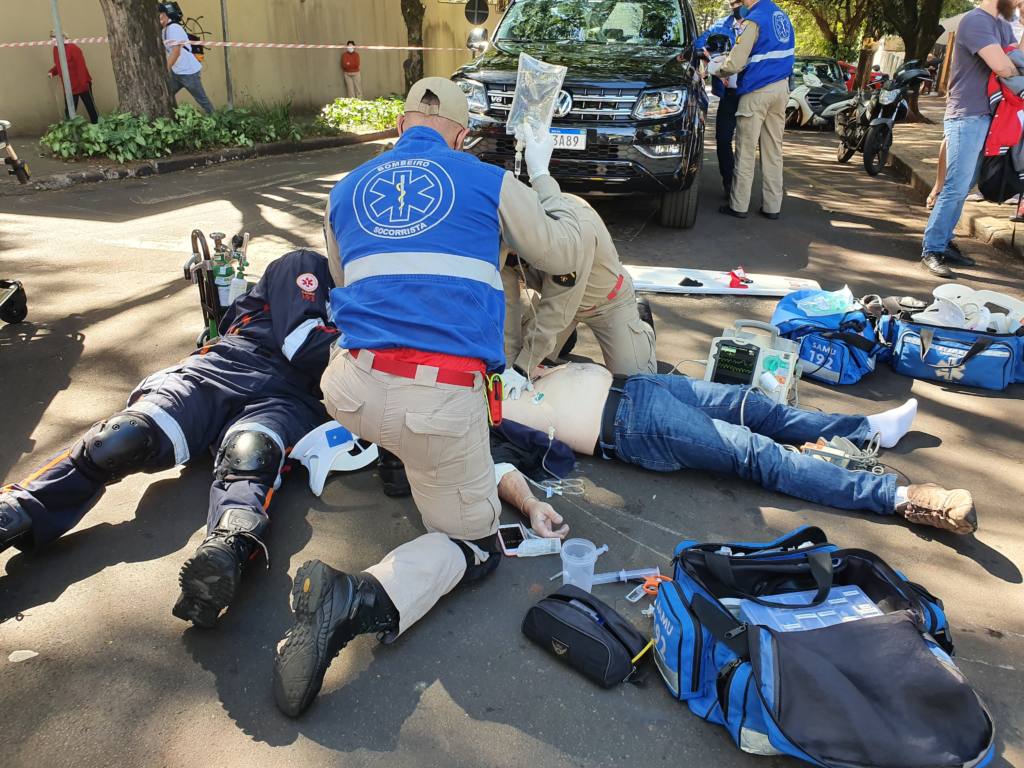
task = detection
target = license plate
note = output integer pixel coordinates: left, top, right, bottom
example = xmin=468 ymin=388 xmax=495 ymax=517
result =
xmin=550 ymin=128 xmax=587 ymax=151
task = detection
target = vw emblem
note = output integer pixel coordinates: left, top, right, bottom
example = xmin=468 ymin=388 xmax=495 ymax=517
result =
xmin=554 ymin=90 xmax=573 ymax=118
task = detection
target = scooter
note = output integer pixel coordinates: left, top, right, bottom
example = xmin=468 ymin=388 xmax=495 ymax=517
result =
xmin=1 ymin=119 xmax=30 ymax=325
xmin=786 ymin=71 xmax=856 ymax=129
xmin=835 ymin=61 xmax=931 ymax=176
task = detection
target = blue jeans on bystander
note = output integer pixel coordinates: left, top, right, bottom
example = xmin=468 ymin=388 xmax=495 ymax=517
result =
xmin=922 ymin=115 xmax=991 ymax=255
xmin=603 ymin=375 xmax=896 ymax=515
xmin=169 ymin=71 xmax=215 ymax=114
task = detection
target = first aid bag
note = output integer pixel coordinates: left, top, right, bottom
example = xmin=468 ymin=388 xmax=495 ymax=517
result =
xmin=772 ymin=290 xmax=882 ymax=385
xmin=652 ymin=527 xmax=994 ymax=767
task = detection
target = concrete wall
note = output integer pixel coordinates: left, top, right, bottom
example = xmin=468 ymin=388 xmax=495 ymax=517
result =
xmin=0 ymin=0 xmax=501 ymax=136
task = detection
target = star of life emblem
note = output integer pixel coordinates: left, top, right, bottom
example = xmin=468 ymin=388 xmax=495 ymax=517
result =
xmin=354 ymin=158 xmax=456 ymax=239
xmin=296 ymin=272 xmax=318 ymax=302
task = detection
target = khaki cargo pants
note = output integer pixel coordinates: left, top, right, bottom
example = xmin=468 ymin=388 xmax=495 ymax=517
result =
xmin=320 ymin=349 xmax=500 ymax=635
xmin=731 ymin=79 xmax=789 ymax=215
xmin=553 ymin=279 xmax=657 ymax=376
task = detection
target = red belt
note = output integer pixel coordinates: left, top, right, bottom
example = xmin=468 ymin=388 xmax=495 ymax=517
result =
xmin=352 ymin=349 xmax=479 ymax=388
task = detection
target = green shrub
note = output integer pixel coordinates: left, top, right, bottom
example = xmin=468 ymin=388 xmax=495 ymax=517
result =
xmin=40 ymin=102 xmax=305 ymax=162
xmin=316 ymin=97 xmax=404 ymax=134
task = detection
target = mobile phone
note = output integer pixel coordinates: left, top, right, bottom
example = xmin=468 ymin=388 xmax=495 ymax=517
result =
xmin=498 ymin=523 xmax=527 ymax=556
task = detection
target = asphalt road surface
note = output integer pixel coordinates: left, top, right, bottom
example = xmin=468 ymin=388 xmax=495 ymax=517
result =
xmin=2 ymin=122 xmax=1022 ymax=767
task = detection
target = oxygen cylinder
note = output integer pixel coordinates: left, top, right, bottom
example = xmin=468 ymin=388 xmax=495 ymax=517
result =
xmin=212 ymin=260 xmax=234 ymax=308
xmin=227 ymin=273 xmax=248 ymax=304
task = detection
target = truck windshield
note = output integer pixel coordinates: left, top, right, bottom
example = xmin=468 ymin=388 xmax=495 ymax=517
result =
xmin=496 ymin=0 xmax=686 ymax=47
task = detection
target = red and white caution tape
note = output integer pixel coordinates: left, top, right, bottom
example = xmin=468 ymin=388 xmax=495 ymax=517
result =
xmin=0 ymin=37 xmax=467 ymax=51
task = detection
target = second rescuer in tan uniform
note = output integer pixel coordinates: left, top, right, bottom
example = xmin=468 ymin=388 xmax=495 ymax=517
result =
xmin=502 ymin=194 xmax=657 ymax=378
xmin=273 ymin=78 xmax=585 ymax=717
xmin=712 ymin=0 xmax=795 ymax=219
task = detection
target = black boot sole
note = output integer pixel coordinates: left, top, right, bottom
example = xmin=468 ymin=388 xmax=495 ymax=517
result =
xmin=273 ymin=560 xmax=354 ymax=718
xmin=172 ymin=546 xmax=240 ymax=629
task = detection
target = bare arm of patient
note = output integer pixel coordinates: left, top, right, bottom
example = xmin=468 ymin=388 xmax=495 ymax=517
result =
xmin=497 ymin=469 xmax=569 ymax=539
xmin=500 ymin=362 xmax=613 ymax=455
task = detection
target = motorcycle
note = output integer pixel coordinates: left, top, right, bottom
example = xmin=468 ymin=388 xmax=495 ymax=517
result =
xmin=786 ymin=71 xmax=856 ymax=129
xmin=1 ymin=119 xmax=29 ymax=324
xmin=835 ymin=61 xmax=932 ymax=176
xmin=0 ymin=119 xmax=31 ymax=185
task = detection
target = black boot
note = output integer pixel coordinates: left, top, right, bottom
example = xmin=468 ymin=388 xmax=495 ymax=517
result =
xmin=273 ymin=561 xmax=398 ymax=717
xmin=0 ymin=496 xmax=32 ymax=553
xmin=172 ymin=508 xmax=269 ymax=628
xmin=377 ymin=448 xmax=411 ymax=498
xmin=635 ymin=296 xmax=656 ymax=339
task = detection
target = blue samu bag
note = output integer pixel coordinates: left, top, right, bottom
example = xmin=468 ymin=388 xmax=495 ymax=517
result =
xmin=653 ymin=527 xmax=995 ymax=768
xmin=879 ymin=315 xmax=1023 ymax=391
xmin=772 ymin=291 xmax=881 ymax=385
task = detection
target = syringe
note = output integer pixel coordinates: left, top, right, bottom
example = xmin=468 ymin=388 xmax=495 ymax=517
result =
xmin=590 ymin=567 xmax=660 ymax=585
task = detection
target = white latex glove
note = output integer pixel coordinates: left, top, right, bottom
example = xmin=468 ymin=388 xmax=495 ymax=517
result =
xmin=524 ymin=126 xmax=555 ymax=182
xmin=707 ymin=54 xmax=725 ymax=76
xmin=500 ymin=365 xmax=533 ymax=401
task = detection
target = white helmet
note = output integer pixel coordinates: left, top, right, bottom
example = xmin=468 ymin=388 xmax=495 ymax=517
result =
xmin=290 ymin=421 xmax=379 ymax=496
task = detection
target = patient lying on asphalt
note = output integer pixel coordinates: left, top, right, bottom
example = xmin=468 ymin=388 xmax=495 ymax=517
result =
xmin=497 ymin=363 xmax=977 ymax=534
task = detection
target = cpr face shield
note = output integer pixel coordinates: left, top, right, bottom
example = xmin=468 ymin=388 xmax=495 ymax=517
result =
xmin=291 ymin=421 xmax=379 ymax=496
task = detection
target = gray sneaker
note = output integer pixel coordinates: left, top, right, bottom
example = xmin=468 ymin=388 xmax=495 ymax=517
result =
xmin=921 ymin=252 xmax=954 ymax=278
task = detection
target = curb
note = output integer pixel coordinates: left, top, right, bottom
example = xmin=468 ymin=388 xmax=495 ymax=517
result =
xmin=889 ymin=145 xmax=1024 ymax=260
xmin=19 ymin=128 xmax=397 ymax=194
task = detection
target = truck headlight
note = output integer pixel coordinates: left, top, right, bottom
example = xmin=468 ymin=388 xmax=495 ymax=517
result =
xmin=633 ymin=89 xmax=686 ymax=119
xmin=456 ymin=79 xmax=489 ymax=115
xmin=878 ymin=88 xmax=900 ymax=105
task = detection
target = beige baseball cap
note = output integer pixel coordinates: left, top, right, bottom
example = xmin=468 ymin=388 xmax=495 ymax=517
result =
xmin=404 ymin=77 xmax=470 ymax=129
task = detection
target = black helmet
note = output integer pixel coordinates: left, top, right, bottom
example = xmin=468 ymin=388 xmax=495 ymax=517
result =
xmin=157 ymin=2 xmax=182 ymax=22
xmin=705 ymin=33 xmax=732 ymax=56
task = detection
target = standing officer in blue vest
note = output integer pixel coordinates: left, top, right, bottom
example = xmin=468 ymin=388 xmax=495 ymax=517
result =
xmin=712 ymin=0 xmax=794 ymax=219
xmin=273 ymin=77 xmax=585 ymax=717
xmin=696 ymin=1 xmax=743 ymax=197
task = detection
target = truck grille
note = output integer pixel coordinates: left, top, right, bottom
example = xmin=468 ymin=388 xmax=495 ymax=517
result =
xmin=484 ymin=136 xmax=623 ymax=161
xmin=487 ymin=84 xmax=639 ymax=123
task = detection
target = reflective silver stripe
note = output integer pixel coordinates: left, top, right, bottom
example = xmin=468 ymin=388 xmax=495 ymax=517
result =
xmin=131 ymin=400 xmax=190 ymax=465
xmin=224 ymin=422 xmax=287 ymax=490
xmin=282 ymin=318 xmax=322 ymax=361
xmin=747 ymin=48 xmax=795 ymax=64
xmin=344 ymin=252 xmax=503 ymax=292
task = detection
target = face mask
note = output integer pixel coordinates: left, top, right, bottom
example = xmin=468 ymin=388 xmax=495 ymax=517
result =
xmin=347 ymin=46 xmax=355 ymax=53
xmin=732 ymin=6 xmax=742 ymax=19
xmin=738 ymin=5 xmax=750 ymax=18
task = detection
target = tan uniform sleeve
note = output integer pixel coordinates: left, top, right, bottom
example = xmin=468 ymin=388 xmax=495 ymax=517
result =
xmin=720 ymin=19 xmax=758 ymax=77
xmin=501 ymin=263 xmax=526 ymax=362
xmin=498 ymin=173 xmax=583 ymax=277
xmin=323 ymin=207 xmax=344 ymax=289
xmin=514 ymin=219 xmax=597 ymax=372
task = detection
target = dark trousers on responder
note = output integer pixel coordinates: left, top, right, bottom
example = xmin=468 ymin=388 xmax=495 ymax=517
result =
xmin=320 ymin=350 xmax=500 ymax=636
xmin=716 ymin=87 xmax=739 ymax=193
xmin=3 ymin=350 xmax=325 ymax=550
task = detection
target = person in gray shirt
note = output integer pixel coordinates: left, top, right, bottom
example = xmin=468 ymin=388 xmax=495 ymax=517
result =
xmin=921 ymin=0 xmax=1019 ymax=277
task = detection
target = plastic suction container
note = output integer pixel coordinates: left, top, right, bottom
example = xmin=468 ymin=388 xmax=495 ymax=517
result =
xmin=560 ymin=539 xmax=608 ymax=593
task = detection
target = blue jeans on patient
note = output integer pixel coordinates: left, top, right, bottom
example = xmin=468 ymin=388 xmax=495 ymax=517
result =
xmin=922 ymin=115 xmax=991 ymax=255
xmin=606 ymin=375 xmax=896 ymax=515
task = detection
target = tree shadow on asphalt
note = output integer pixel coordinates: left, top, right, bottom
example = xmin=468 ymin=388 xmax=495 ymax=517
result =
xmin=0 ymin=465 xmax=210 ymax=621
xmin=0 ymin=318 xmax=84 ymax=479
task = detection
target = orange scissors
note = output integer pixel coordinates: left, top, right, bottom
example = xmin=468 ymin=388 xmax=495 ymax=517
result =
xmin=626 ymin=574 xmax=673 ymax=603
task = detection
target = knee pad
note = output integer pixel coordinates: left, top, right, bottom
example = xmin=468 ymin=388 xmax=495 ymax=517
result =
xmin=76 ymin=410 xmax=166 ymax=482
xmin=453 ymin=533 xmax=502 ymax=585
xmin=215 ymin=430 xmax=283 ymax=486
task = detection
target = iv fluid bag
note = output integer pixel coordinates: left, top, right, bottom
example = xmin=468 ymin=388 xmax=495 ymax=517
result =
xmin=506 ymin=53 xmax=568 ymax=141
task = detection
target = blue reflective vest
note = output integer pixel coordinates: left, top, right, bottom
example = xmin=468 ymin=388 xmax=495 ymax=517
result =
xmin=327 ymin=126 xmax=507 ymax=370
xmin=736 ymin=0 xmax=794 ymax=96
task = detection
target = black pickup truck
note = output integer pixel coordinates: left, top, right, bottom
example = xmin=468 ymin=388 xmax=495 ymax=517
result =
xmin=453 ymin=0 xmax=707 ymax=229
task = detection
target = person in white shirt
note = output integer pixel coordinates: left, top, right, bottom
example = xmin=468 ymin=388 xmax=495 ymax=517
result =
xmin=158 ymin=4 xmax=214 ymax=114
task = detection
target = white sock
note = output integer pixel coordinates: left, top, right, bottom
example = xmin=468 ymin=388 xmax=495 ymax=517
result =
xmin=893 ymin=485 xmax=909 ymax=512
xmin=867 ymin=398 xmax=918 ymax=449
